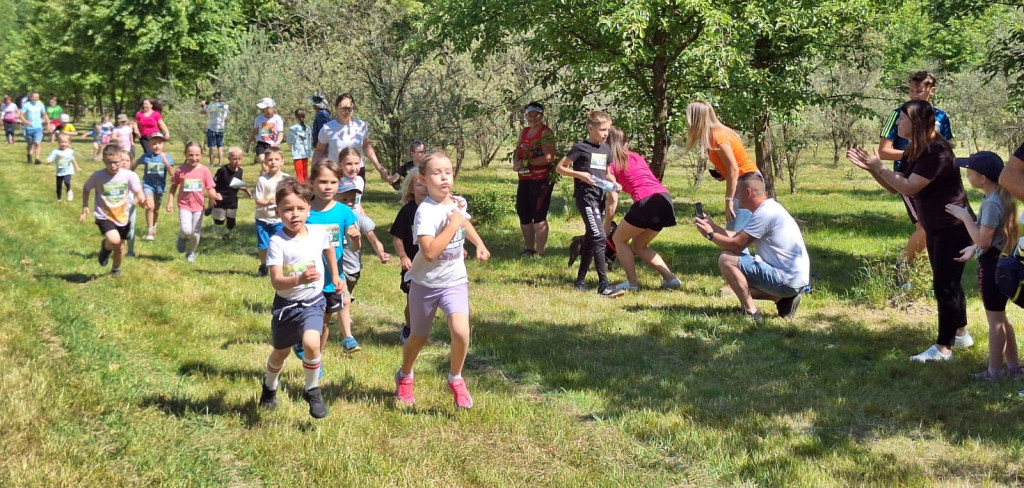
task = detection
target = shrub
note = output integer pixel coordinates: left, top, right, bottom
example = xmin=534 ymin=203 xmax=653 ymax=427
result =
xmin=465 ymin=185 xmax=514 ymax=227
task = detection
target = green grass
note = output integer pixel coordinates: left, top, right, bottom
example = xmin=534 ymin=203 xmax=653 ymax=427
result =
xmin=2 ymin=137 xmax=1024 ymax=487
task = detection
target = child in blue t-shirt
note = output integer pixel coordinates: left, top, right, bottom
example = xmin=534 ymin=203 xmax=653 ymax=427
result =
xmin=297 ymin=160 xmax=360 ymax=363
xmin=130 ymin=132 xmax=174 ymax=240
xmin=47 ymin=133 xmax=81 ymax=202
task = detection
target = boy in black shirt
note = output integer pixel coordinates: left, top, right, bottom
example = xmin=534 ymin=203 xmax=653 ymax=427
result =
xmin=211 ymin=146 xmax=252 ymax=237
xmin=556 ymin=111 xmax=626 ymax=298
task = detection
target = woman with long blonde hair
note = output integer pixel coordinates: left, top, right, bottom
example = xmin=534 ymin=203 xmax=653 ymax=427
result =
xmin=685 ymin=101 xmax=760 ymax=228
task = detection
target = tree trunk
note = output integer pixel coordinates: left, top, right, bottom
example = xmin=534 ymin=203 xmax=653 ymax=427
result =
xmin=753 ymin=112 xmax=777 ymax=198
xmin=649 ymin=52 xmax=671 ymax=181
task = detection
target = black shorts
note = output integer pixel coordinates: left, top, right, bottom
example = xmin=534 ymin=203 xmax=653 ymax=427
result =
xmin=270 ymin=294 xmax=325 ymax=350
xmin=346 ymin=271 xmax=361 ymax=293
xmin=255 ymin=141 xmax=272 ymax=156
xmin=623 ymin=193 xmax=676 ymax=231
xmin=979 ymin=248 xmax=1008 ymax=312
xmin=324 ymin=290 xmax=345 ymax=313
xmin=516 ymin=179 xmax=553 ymax=225
xmin=95 ymin=219 xmax=130 ymax=240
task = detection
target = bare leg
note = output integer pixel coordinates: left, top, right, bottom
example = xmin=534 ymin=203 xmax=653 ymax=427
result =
xmin=339 ymin=295 xmax=353 ymax=338
xmin=448 ymin=313 xmax=470 ymax=376
xmin=520 ymin=224 xmax=535 ymax=252
xmin=258 ymin=249 xmax=267 ymax=266
xmin=401 ymin=335 xmax=428 ymax=375
xmin=719 ymin=252 xmax=758 ymax=314
xmin=612 ymin=221 xmax=646 ymax=285
xmin=534 ymin=221 xmax=549 ymax=256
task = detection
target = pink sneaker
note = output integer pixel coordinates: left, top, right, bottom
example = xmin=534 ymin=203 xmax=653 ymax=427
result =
xmin=394 ymin=370 xmax=415 ymax=405
xmin=448 ymin=378 xmax=474 ymax=409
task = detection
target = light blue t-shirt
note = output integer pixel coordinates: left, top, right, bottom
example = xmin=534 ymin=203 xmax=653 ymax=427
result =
xmin=307 ymin=200 xmax=358 ymax=292
xmin=22 ymin=101 xmax=45 ymax=129
xmin=48 ymin=148 xmax=76 ymax=176
xmin=135 ymin=152 xmax=174 ymax=192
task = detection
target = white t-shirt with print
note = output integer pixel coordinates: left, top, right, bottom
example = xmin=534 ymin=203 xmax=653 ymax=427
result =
xmin=405 ymin=196 xmax=467 ymax=289
xmin=317 ymin=118 xmax=369 ymax=166
xmin=266 ymin=224 xmax=331 ymax=302
xmin=253 ymin=113 xmax=283 ymax=145
xmin=741 ymin=198 xmax=810 ymax=289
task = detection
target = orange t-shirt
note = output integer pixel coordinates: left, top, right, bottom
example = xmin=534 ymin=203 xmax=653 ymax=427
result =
xmin=707 ymin=128 xmax=757 ymax=176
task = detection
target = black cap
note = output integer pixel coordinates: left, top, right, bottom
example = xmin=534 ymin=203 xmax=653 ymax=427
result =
xmin=956 ymin=151 xmax=1004 ymax=182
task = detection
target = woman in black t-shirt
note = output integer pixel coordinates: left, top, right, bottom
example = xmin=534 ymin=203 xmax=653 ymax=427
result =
xmin=848 ymin=100 xmax=973 ymax=363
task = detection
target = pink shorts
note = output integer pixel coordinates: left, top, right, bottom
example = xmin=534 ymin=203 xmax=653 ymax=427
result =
xmin=408 ymin=282 xmax=469 ymax=338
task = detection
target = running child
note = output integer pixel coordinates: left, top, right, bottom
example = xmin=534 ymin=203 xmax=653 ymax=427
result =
xmin=394 ymin=150 xmax=490 ymax=409
xmin=254 ymin=148 xmax=289 ymax=276
xmin=554 ymin=110 xmax=625 ymax=298
xmin=87 ymin=121 xmax=109 ymax=160
xmin=338 ymin=146 xmax=366 ymax=214
xmin=286 ymin=108 xmax=313 ymax=183
xmin=79 ymin=144 xmax=150 ymax=275
xmin=47 ymin=133 xmax=81 ymax=202
xmin=120 ymin=150 xmax=139 ymax=258
xmin=112 ymin=114 xmax=135 ymax=159
xmin=131 ymin=132 xmax=174 ymax=240
xmin=100 ymin=114 xmax=114 ymax=143
xmin=390 ymin=166 xmax=427 ymax=343
xmin=946 ymin=152 xmax=1020 ymax=380
xmin=302 ymin=160 xmax=360 ymax=359
xmin=257 ymin=178 xmax=342 ymax=419
xmin=245 ymin=97 xmax=283 ymax=173
xmin=165 ymin=141 xmax=222 ymax=263
xmin=211 ymin=147 xmax=252 ymax=238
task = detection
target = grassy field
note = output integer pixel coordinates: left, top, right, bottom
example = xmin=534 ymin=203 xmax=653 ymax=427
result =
xmin=2 ymin=136 xmax=1024 ymax=487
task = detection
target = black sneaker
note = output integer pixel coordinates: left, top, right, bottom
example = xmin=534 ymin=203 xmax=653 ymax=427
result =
xmin=776 ymin=294 xmax=802 ymax=319
xmin=598 ymin=287 xmax=626 ymax=298
xmin=303 ymin=387 xmax=328 ymax=419
xmin=257 ymin=265 xmax=268 ymax=277
xmin=34 ymin=159 xmax=41 ymax=165
xmin=572 ymin=281 xmax=589 ymax=291
xmin=259 ymin=384 xmax=278 ymax=410
xmin=98 ymin=239 xmax=112 ymax=267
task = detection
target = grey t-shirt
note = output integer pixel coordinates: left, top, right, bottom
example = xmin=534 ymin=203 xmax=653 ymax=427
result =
xmin=342 ymin=213 xmax=376 ymax=275
xmin=978 ymin=191 xmax=1007 ymax=253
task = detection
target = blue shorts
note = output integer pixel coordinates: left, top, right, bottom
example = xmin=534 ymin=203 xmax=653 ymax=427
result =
xmin=738 ymin=252 xmax=803 ymax=299
xmin=24 ymin=127 xmax=42 ymax=144
xmin=143 ymin=187 xmax=164 ymax=208
xmin=256 ymin=220 xmax=283 ymax=250
xmin=270 ymin=294 xmax=326 ymax=350
xmin=206 ymin=129 xmax=224 ymax=148
xmin=725 ymin=198 xmax=752 ymax=233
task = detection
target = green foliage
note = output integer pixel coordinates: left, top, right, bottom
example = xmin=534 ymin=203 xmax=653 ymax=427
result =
xmin=465 ymin=184 xmax=514 ymax=227
xmin=850 ymin=253 xmax=932 ymax=310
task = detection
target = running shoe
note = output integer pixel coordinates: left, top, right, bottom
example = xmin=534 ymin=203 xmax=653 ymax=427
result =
xmin=302 ymin=387 xmax=328 ymax=419
xmin=448 ymin=378 xmax=474 ymax=409
xmin=572 ymin=281 xmax=589 ymax=291
xmin=341 ymin=336 xmax=361 ymax=353
xmin=598 ymin=287 xmax=626 ymax=298
xmin=910 ymin=345 xmax=952 ymax=363
xmin=97 ymin=239 xmax=111 ymax=267
xmin=186 ymin=253 xmax=195 ymax=263
xmin=613 ymin=281 xmax=639 ymax=293
xmin=394 ymin=370 xmax=415 ymax=405
xmin=292 ymin=343 xmax=305 ymax=360
xmin=66 ymin=189 xmax=73 ymax=202
xmin=776 ymin=294 xmax=802 ymax=319
xmin=259 ymin=384 xmax=278 ymax=410
xmin=954 ymin=331 xmax=975 ymax=349
xmin=110 ymin=268 xmax=121 ymax=276
xmin=660 ymin=277 xmax=682 ymax=290
xmin=257 ymin=265 xmax=268 ymax=277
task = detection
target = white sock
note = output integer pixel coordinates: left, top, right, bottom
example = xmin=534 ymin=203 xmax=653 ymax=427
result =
xmin=264 ymin=358 xmax=284 ymax=390
xmin=448 ymin=372 xmax=462 ymax=382
xmin=303 ymin=356 xmax=321 ymax=391
xmin=398 ymin=369 xmax=413 ymax=379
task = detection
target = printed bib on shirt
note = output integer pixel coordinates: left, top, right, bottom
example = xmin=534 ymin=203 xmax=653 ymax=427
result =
xmin=102 ymin=181 xmax=130 ymax=224
xmin=591 ymin=153 xmax=608 ymax=171
xmin=146 ymin=163 xmax=164 ymax=176
xmin=57 ymin=157 xmax=73 ymax=173
xmin=325 ymin=223 xmax=341 ymax=248
xmin=439 ymin=228 xmax=465 ymax=261
xmin=182 ymin=178 xmax=203 ymax=193
xmin=284 ymin=260 xmax=317 ymax=289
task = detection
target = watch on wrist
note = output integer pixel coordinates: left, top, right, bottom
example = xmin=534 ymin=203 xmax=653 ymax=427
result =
xmin=706 ymin=232 xmax=714 ymax=241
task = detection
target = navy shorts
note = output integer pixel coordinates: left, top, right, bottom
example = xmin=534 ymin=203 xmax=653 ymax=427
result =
xmin=206 ymin=130 xmax=225 ymax=148
xmin=270 ymin=294 xmax=326 ymax=350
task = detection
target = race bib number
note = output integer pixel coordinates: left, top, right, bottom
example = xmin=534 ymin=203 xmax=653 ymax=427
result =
xmin=182 ymin=178 xmax=203 ymax=193
xmin=146 ymin=163 xmax=164 ymax=176
xmin=325 ymin=224 xmax=341 ymax=248
xmin=284 ymin=260 xmax=317 ymax=289
xmin=57 ymin=157 xmax=73 ymax=172
xmin=591 ymin=153 xmax=608 ymax=172
xmin=101 ymin=181 xmax=129 ymax=224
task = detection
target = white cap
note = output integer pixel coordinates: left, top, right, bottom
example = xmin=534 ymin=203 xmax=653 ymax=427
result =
xmin=256 ymin=97 xmax=275 ymax=109
xmin=60 ymin=113 xmax=70 ymax=123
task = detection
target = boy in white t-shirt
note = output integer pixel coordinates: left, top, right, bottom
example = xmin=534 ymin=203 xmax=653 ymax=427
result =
xmin=47 ymin=133 xmax=81 ymax=202
xmin=245 ymin=97 xmax=283 ymax=173
xmin=254 ymin=148 xmax=289 ymax=276
xmin=258 ymin=178 xmax=342 ymax=419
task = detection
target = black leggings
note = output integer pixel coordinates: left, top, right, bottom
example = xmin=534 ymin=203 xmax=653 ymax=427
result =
xmin=925 ymin=225 xmax=971 ymax=347
xmin=3 ymin=121 xmax=15 ymax=141
xmin=575 ymin=198 xmax=609 ymax=289
xmin=56 ymin=175 xmax=71 ymax=200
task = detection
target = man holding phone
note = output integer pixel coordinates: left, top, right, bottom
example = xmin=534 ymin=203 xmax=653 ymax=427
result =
xmin=694 ymin=173 xmax=810 ymax=321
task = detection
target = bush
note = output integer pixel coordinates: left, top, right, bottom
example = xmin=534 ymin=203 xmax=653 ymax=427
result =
xmin=465 ymin=185 xmax=514 ymax=227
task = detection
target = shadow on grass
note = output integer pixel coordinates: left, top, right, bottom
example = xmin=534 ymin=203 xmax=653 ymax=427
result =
xmin=244 ymin=299 xmax=271 ymax=314
xmin=141 ymin=391 xmax=262 ymax=428
xmin=37 ymin=271 xmax=98 ymax=283
xmin=467 ymin=310 xmax=1024 ymax=453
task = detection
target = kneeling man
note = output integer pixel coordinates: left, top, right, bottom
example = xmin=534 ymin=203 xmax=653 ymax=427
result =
xmin=694 ymin=173 xmax=809 ymax=320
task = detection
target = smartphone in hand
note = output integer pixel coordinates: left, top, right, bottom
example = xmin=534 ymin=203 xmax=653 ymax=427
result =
xmin=695 ymin=202 xmax=704 ymax=219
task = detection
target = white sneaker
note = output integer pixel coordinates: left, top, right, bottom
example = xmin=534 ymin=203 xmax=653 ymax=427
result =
xmin=613 ymin=281 xmax=639 ymax=292
xmin=660 ymin=277 xmax=682 ymax=290
xmin=66 ymin=189 xmax=73 ymax=202
xmin=954 ymin=331 xmax=974 ymax=348
xmin=910 ymin=345 xmax=951 ymax=363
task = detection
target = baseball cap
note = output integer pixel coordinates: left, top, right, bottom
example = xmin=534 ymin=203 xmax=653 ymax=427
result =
xmin=256 ymin=97 xmax=276 ymax=109
xmin=116 ymin=113 xmax=128 ymax=122
xmin=148 ymin=132 xmax=167 ymax=141
xmin=337 ymin=177 xmax=363 ymax=194
xmin=956 ymin=151 xmax=1004 ymax=182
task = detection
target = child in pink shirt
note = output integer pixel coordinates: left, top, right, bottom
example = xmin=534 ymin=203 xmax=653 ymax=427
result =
xmin=166 ymin=141 xmax=221 ymax=262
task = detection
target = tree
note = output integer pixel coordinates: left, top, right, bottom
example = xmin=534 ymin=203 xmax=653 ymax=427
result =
xmin=427 ymin=0 xmax=722 ymax=180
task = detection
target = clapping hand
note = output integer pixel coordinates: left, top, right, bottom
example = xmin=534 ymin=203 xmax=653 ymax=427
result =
xmin=847 ymin=147 xmax=883 ymax=173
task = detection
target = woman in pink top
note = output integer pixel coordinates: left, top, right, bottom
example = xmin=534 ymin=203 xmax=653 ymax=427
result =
xmin=603 ymin=127 xmax=681 ymax=292
xmin=135 ymin=98 xmax=171 ymax=155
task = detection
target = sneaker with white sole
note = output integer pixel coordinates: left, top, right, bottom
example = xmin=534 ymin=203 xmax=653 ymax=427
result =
xmin=394 ymin=370 xmax=415 ymax=405
xmin=954 ymin=331 xmax=974 ymax=348
xmin=613 ymin=281 xmax=639 ymax=293
xmin=66 ymin=189 xmax=73 ymax=202
xmin=660 ymin=277 xmax=682 ymax=290
xmin=910 ymin=345 xmax=952 ymax=363
xmin=598 ymin=287 xmax=626 ymax=298
xmin=186 ymin=253 xmax=195 ymax=263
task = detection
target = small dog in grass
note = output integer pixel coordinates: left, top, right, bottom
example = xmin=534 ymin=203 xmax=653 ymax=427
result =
xmin=567 ymin=221 xmax=617 ymax=271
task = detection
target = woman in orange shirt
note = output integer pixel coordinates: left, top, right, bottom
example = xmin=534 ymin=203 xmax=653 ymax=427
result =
xmin=685 ymin=101 xmax=759 ymax=229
